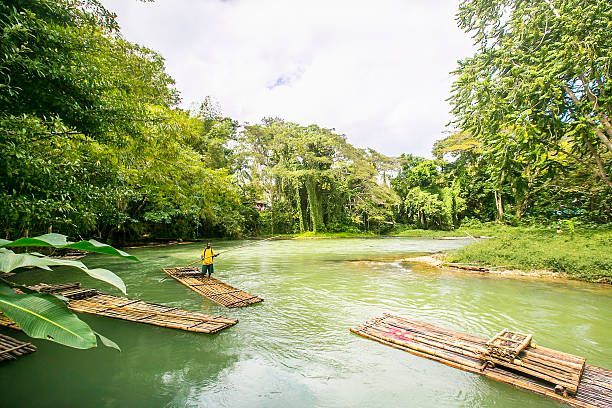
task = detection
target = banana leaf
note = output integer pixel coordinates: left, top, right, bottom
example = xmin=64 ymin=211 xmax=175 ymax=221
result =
xmin=95 ymin=331 xmax=121 ymax=351
xmin=0 ymin=249 xmax=126 ymax=294
xmin=0 ymin=289 xmax=97 ymax=349
xmin=0 ymin=233 xmax=138 ymax=261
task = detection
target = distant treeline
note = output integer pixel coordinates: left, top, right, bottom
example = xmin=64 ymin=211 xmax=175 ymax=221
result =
xmin=1 ymin=0 xmax=610 ymax=242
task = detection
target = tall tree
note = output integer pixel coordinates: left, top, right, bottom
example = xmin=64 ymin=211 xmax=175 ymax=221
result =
xmin=240 ymin=119 xmax=398 ymax=234
xmin=450 ymin=0 xmax=612 ymax=206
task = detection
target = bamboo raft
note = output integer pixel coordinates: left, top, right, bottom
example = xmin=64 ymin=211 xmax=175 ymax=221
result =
xmin=0 ymin=333 xmax=36 ymax=363
xmin=50 ymin=250 xmax=87 ymax=261
xmin=1 ymin=283 xmax=238 ymax=334
xmin=351 ymin=314 xmax=612 ymax=407
xmin=0 ymin=313 xmax=19 ymax=330
xmin=163 ymin=267 xmax=263 ymax=308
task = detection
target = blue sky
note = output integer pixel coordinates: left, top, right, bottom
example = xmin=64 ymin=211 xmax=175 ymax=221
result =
xmin=102 ymin=0 xmax=474 ymax=157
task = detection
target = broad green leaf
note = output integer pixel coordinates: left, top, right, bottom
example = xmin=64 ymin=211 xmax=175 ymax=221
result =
xmin=95 ymin=331 xmax=121 ymax=351
xmin=0 ymin=233 xmax=138 ymax=261
xmin=0 ymin=291 xmax=97 ymax=349
xmin=0 ymin=249 xmax=126 ymax=294
xmin=0 ymin=283 xmax=15 ymax=296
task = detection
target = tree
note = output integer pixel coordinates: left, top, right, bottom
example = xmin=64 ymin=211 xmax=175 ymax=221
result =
xmin=450 ymin=0 xmax=611 ymax=221
xmin=0 ymin=1 xmax=247 ymax=241
xmin=391 ymin=154 xmax=464 ymax=229
xmin=239 ymin=119 xmax=398 ymax=234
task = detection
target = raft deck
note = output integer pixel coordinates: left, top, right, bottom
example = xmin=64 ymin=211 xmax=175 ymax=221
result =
xmin=6 ymin=283 xmax=238 ymax=334
xmin=0 ymin=333 xmax=36 ymax=363
xmin=163 ymin=267 xmax=263 ymax=308
xmin=351 ymin=314 xmax=611 ymax=408
xmin=50 ymin=250 xmax=86 ymax=261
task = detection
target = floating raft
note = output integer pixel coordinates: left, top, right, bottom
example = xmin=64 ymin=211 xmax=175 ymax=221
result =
xmin=0 ymin=313 xmax=19 ymax=330
xmin=163 ymin=267 xmax=263 ymax=308
xmin=0 ymin=333 xmax=36 ymax=363
xmin=11 ymin=283 xmax=238 ymax=334
xmin=351 ymin=314 xmax=612 ymax=408
xmin=50 ymin=250 xmax=87 ymax=261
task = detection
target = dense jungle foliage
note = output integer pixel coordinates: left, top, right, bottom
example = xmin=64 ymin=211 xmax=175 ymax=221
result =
xmin=1 ymin=0 xmax=610 ymax=243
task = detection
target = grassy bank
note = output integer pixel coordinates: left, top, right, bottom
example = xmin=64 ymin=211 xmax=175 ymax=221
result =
xmin=292 ymin=229 xmax=470 ymax=239
xmin=293 ymin=225 xmax=612 ymax=283
xmin=271 ymin=226 xmax=612 ymax=284
xmin=292 ymin=231 xmax=378 ymax=239
xmin=447 ymin=226 xmax=612 ymax=284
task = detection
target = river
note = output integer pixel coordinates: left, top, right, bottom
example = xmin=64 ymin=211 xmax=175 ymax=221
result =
xmin=1 ymin=238 xmax=610 ymax=407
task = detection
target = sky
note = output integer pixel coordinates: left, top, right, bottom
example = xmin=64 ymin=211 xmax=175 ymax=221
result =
xmin=102 ymin=0 xmax=474 ymax=157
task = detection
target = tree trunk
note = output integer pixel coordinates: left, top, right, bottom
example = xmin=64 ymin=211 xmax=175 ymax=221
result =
xmin=580 ymin=75 xmax=612 ymax=144
xmin=515 ymin=196 xmax=528 ymax=220
xmin=585 ymin=136 xmax=612 ymax=187
xmin=270 ymin=190 xmax=275 ymax=235
xmin=295 ymin=181 xmax=304 ymax=233
xmin=594 ymin=127 xmax=612 ymax=153
xmin=494 ymin=191 xmax=504 ymax=222
xmin=565 ymin=82 xmax=612 ymax=152
xmin=305 ymin=179 xmax=322 ymax=233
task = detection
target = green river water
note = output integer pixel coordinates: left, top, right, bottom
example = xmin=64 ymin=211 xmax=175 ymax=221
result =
xmin=1 ymin=238 xmax=610 ymax=407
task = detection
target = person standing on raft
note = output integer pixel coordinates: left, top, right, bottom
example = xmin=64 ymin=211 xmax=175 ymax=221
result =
xmin=201 ymin=242 xmax=218 ymax=278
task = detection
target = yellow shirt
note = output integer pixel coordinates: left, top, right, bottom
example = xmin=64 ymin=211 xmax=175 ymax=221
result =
xmin=201 ymin=248 xmax=215 ymax=265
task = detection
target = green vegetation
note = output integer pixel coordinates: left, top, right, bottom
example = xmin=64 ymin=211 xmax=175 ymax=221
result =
xmin=240 ymin=120 xmax=399 ymax=235
xmin=0 ymin=1 xmax=247 ymax=240
xmin=448 ymin=226 xmax=612 ymax=283
xmin=0 ymin=233 xmax=135 ymax=349
xmin=292 ymin=231 xmax=378 ymax=239
xmin=0 ymin=1 xmax=610 ymax=282
xmin=448 ymin=0 xmax=611 ymax=223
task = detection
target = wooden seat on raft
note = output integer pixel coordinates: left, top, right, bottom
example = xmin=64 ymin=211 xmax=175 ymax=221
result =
xmin=480 ymin=329 xmax=585 ymax=396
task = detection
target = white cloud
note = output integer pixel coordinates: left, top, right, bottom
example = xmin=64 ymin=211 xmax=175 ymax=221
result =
xmin=102 ymin=0 xmax=473 ymax=157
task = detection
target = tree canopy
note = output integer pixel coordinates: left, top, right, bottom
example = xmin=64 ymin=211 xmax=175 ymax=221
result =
xmin=448 ymin=0 xmax=611 ymax=222
xmin=0 ymin=0 xmax=609 ymax=243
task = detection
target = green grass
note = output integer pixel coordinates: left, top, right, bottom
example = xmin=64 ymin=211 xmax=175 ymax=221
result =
xmin=292 ymin=231 xmax=377 ymax=239
xmin=391 ymin=228 xmax=463 ymax=238
xmin=447 ymin=226 xmax=612 ymax=283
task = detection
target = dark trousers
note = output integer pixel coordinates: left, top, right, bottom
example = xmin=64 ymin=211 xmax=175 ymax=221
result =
xmin=202 ymin=264 xmax=214 ymax=277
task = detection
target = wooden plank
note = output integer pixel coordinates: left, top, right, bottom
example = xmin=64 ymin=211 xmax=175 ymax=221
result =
xmin=163 ymin=267 xmax=263 ymax=308
xmin=0 ymin=343 xmax=31 ymax=355
xmin=0 ymin=313 xmax=20 ymax=330
xmin=352 ymin=314 xmax=612 ymax=408
xmin=0 ymin=334 xmax=36 ymax=363
xmin=64 ymin=292 xmax=238 ymax=334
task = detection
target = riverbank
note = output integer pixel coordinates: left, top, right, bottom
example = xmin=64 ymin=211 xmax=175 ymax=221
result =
xmin=291 ymin=229 xmax=471 ymax=239
xmin=120 ymin=225 xmax=611 ymax=284
xmin=405 ymin=254 xmax=570 ymax=281
xmin=404 ymin=225 xmax=611 ymax=284
xmin=290 ymin=225 xmax=612 ymax=284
